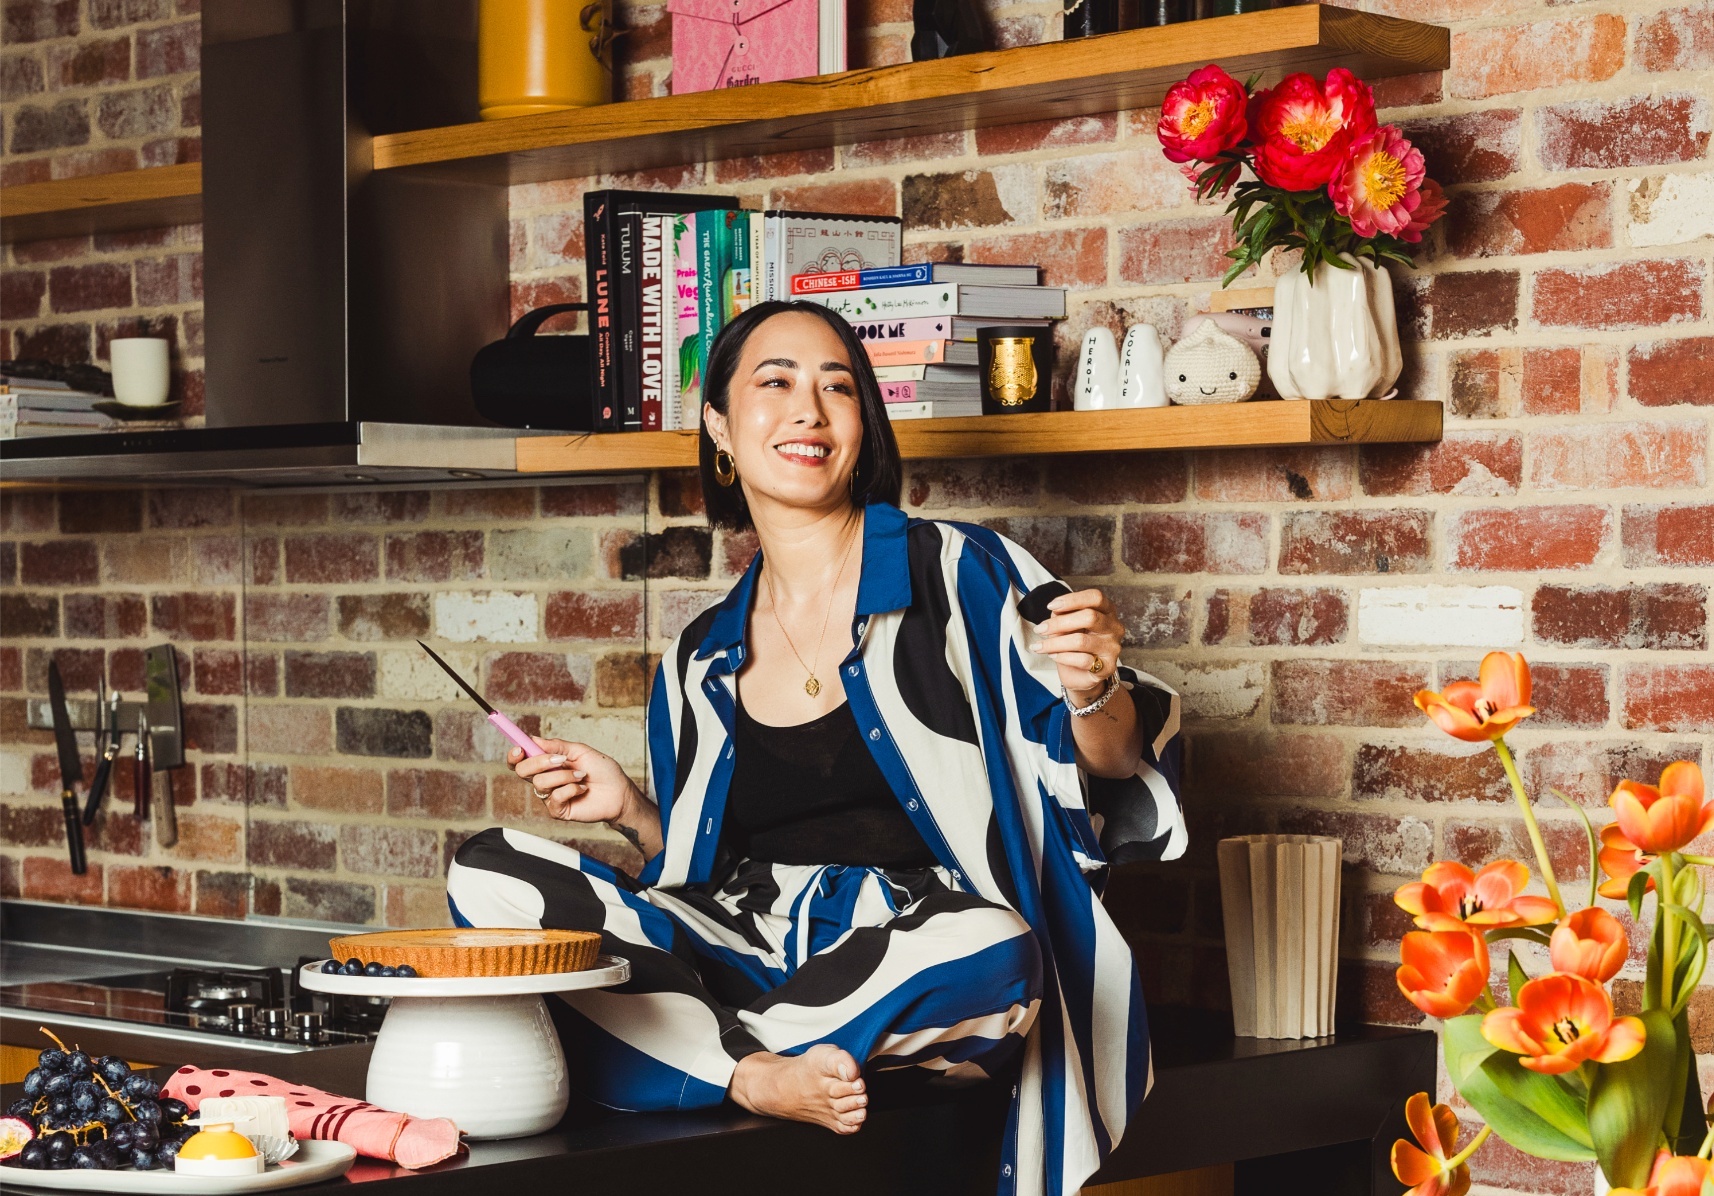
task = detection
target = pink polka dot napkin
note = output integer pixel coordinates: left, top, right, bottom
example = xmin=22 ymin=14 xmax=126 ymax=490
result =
xmin=162 ymin=1067 xmax=462 ymax=1170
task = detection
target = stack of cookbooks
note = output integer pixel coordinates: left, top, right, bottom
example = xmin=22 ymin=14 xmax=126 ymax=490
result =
xmin=796 ymin=263 xmax=1065 ymax=419
xmin=0 ymin=370 xmax=169 ymax=438
xmin=583 ymin=194 xmax=904 ymax=432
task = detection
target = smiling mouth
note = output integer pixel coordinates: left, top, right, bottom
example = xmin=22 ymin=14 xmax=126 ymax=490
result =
xmin=775 ymin=442 xmax=831 ymax=462
xmin=1199 ymin=386 xmax=1218 ymax=395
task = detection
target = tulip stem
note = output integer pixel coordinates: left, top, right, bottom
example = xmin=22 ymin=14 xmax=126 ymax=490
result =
xmin=1445 ymin=1124 xmax=1492 ymax=1171
xmin=1697 ymin=1123 xmax=1714 ymax=1161
xmin=1683 ymin=855 xmax=1714 ymax=867
xmin=1660 ymin=852 xmax=1679 ymax=1012
xmin=1494 ymin=738 xmax=1564 ymax=915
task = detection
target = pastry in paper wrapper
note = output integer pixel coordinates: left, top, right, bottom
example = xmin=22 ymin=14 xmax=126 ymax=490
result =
xmin=164 ymin=1067 xmax=461 ymax=1170
xmin=197 ymin=1095 xmax=298 ymax=1165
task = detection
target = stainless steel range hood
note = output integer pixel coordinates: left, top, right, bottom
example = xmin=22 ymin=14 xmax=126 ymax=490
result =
xmin=1 ymin=1 xmax=579 ymax=487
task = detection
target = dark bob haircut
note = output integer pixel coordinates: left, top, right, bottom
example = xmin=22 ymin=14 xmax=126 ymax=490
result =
xmin=698 ymin=299 xmax=903 ymax=531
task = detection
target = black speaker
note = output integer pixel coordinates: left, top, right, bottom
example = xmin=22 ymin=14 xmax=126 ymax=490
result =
xmin=470 ymin=303 xmax=595 ymax=430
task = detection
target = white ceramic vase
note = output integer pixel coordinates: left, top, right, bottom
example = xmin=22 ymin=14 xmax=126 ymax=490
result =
xmin=1073 ymin=326 xmax=1122 ymax=410
xmin=1267 ymin=253 xmax=1402 ymax=401
xmin=1118 ymin=324 xmax=1168 ymax=408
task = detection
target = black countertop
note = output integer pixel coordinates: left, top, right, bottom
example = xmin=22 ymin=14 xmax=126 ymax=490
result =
xmin=2 ymin=1008 xmax=1435 ymax=1196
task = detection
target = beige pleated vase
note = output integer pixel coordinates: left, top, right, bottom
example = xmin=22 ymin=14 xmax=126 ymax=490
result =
xmin=1217 ymin=834 xmax=1343 ymax=1039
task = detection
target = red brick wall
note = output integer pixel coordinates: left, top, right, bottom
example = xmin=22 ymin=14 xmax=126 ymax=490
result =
xmin=4 ymin=4 xmax=1714 ymax=1191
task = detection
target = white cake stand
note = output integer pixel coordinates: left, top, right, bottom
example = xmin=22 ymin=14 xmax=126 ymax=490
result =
xmin=298 ymin=956 xmax=629 ymax=1140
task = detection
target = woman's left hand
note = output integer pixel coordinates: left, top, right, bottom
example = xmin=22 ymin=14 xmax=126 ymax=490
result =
xmin=1028 ymin=587 xmax=1125 ymax=702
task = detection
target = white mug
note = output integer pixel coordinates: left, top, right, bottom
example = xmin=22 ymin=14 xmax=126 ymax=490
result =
xmin=110 ymin=338 xmax=171 ymax=406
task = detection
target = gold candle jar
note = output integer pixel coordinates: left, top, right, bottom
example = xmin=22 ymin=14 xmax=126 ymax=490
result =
xmin=479 ymin=0 xmax=612 ymax=119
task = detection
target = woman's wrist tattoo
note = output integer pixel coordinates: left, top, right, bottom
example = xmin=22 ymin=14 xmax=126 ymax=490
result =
xmin=611 ymin=821 xmax=644 ymax=854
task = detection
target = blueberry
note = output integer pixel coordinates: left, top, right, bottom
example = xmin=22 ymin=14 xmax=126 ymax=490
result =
xmin=377 ymin=965 xmax=398 ymax=978
xmin=396 ymin=964 xmax=417 ymax=978
xmin=363 ymin=961 xmax=385 ymax=977
xmin=17 ymin=1140 xmax=47 ymax=1169
xmin=36 ymin=1050 xmax=67 ymax=1074
xmin=131 ymin=1148 xmax=158 ymax=1171
xmin=341 ymin=959 xmax=364 ymax=976
xmin=321 ymin=959 xmax=340 ymax=974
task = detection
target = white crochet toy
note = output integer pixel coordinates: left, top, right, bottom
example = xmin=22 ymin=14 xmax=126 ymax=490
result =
xmin=1163 ymin=321 xmax=1261 ymax=405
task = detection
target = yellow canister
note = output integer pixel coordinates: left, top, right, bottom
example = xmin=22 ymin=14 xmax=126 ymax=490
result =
xmin=479 ymin=0 xmax=613 ymax=119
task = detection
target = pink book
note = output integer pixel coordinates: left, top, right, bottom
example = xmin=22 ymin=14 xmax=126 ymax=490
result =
xmin=881 ymin=381 xmax=919 ymax=403
xmin=866 ymin=339 xmax=947 ymax=366
xmin=669 ymin=0 xmax=820 ymax=94
xmin=674 ymin=214 xmax=702 ymax=422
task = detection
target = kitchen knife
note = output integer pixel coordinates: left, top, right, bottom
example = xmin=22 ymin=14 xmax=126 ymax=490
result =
xmin=416 ymin=640 xmax=545 ymax=758
xmin=81 ymin=687 xmax=124 ymax=825
xmin=46 ymin=662 xmax=88 ymax=876
xmin=134 ymin=710 xmax=150 ymax=820
xmin=143 ymin=645 xmax=183 ymax=848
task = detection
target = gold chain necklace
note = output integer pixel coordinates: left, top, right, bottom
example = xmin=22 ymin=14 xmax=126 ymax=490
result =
xmin=763 ymin=522 xmax=860 ymax=698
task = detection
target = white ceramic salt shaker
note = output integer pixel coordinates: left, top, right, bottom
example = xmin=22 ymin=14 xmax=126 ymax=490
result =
xmin=1073 ymin=327 xmax=1121 ymax=411
xmin=1118 ymin=324 xmax=1168 ymax=408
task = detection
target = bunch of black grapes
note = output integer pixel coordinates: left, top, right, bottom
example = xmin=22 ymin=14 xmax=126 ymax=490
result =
xmin=3 ymin=1034 xmax=194 ymax=1171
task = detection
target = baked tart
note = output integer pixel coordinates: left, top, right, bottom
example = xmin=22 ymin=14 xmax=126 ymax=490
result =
xmin=328 ymin=927 xmax=601 ymax=978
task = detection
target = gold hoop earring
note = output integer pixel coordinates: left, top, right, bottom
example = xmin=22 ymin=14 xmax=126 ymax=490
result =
xmin=714 ymin=449 xmax=737 ymax=488
xmin=849 ymin=463 xmax=860 ymax=497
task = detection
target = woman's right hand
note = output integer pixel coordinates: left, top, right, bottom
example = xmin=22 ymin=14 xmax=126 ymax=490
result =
xmin=510 ymin=738 xmax=635 ymax=824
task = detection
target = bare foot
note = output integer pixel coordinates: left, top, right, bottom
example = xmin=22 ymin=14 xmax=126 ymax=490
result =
xmin=728 ymin=1044 xmax=867 ymax=1134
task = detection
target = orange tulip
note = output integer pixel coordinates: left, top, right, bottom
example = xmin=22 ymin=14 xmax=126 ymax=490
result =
xmin=1398 ymin=930 xmax=1490 ymax=1018
xmin=1481 ymin=973 xmax=1645 ymax=1074
xmin=1549 ymin=908 xmax=1628 ymax=983
xmin=1609 ymin=762 xmax=1713 ymax=856
xmin=1395 ymin=860 xmax=1559 ymax=933
xmin=1598 ymin=823 xmax=1655 ymax=901
xmin=1414 ymin=652 xmax=1535 ymax=742
xmin=1611 ymin=1152 xmax=1714 ymax=1196
xmin=1390 ymin=1092 xmax=1471 ymax=1196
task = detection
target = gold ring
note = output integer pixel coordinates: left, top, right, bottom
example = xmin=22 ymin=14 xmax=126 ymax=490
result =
xmin=534 ymin=787 xmax=552 ymax=800
xmin=1089 ymin=656 xmax=1104 ymax=675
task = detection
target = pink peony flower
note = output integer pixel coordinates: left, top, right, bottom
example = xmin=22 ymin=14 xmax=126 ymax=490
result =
xmin=1249 ymin=68 xmax=1377 ymax=191
xmin=1157 ymin=65 xmax=1250 ymax=164
xmin=1330 ymin=125 xmax=1439 ymax=239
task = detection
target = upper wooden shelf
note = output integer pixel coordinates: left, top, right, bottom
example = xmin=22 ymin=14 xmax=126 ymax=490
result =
xmin=513 ymin=399 xmax=1444 ymax=474
xmin=373 ymin=5 xmax=1449 ymax=184
xmin=1 ymin=162 xmax=201 ymax=244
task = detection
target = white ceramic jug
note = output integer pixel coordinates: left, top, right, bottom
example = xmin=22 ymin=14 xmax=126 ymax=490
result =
xmin=1267 ymin=253 xmax=1402 ymax=400
xmin=1119 ymin=324 xmax=1168 ymax=408
xmin=1073 ymin=326 xmax=1122 ymax=410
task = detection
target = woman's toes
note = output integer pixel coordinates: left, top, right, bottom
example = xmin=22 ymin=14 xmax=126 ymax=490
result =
xmin=829 ymin=1079 xmax=863 ymax=1098
xmin=832 ymin=1094 xmax=867 ymax=1113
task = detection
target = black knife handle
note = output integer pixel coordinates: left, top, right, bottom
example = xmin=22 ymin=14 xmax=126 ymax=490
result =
xmin=82 ymin=748 xmax=118 ymax=825
xmin=62 ymin=792 xmax=86 ymax=875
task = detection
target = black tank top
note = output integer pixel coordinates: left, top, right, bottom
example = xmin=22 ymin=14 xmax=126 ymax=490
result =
xmin=724 ymin=700 xmax=937 ymax=868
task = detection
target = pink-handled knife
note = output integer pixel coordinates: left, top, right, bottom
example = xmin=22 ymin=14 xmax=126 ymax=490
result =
xmin=416 ymin=640 xmax=546 ymax=759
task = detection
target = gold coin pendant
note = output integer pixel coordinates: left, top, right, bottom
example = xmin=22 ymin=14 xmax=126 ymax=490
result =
xmin=804 ymin=676 xmax=821 ymax=698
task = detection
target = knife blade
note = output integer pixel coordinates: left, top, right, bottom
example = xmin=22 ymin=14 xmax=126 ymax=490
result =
xmin=81 ymin=726 xmax=122 ymax=826
xmin=416 ymin=640 xmax=545 ymax=758
xmin=134 ymin=709 xmax=149 ymax=820
xmin=46 ymin=662 xmax=88 ymax=876
xmin=143 ymin=645 xmax=182 ymax=848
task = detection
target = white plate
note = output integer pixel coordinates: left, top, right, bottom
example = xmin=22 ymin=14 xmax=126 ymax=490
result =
xmin=0 ymin=1140 xmax=357 ymax=1194
xmin=297 ymin=955 xmax=630 ymax=997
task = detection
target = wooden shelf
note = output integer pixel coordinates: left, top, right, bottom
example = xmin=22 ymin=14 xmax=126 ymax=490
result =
xmin=1 ymin=162 xmax=202 ymax=244
xmin=513 ymin=399 xmax=1444 ymax=475
xmin=373 ymin=5 xmax=1448 ymax=184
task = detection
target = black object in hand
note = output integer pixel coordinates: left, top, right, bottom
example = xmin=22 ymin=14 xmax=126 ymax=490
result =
xmin=1018 ymin=581 xmax=1072 ymax=625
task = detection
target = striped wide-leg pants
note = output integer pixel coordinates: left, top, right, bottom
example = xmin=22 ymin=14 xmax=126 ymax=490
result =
xmin=445 ymin=827 xmax=1043 ymax=1112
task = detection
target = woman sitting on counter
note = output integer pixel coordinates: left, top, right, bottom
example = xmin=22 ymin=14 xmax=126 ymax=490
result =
xmin=446 ymin=301 xmax=1185 ymax=1196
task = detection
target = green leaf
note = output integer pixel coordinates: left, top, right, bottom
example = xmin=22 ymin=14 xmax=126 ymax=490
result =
xmin=1668 ymin=1009 xmax=1699 ymax=1154
xmin=1588 ymin=1009 xmax=1675 ymax=1188
xmin=1486 ymin=927 xmax=1554 ymax=947
xmin=1444 ymin=1014 xmax=1597 ymax=1162
xmin=1551 ymin=790 xmax=1601 ymax=909
xmin=1629 ymin=866 xmax=1652 ymax=923
xmin=1508 ymin=951 xmax=1530 ymax=1007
